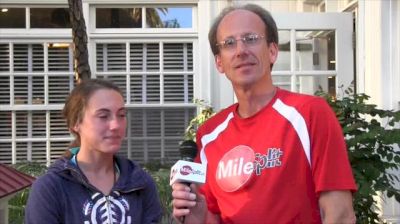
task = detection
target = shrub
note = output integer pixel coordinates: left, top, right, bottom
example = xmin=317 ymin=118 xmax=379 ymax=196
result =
xmin=8 ymin=162 xmax=47 ymax=224
xmin=316 ymin=85 xmax=400 ymax=223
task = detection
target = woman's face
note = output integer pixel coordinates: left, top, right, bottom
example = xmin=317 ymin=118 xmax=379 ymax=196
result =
xmin=74 ymin=89 xmax=127 ymax=154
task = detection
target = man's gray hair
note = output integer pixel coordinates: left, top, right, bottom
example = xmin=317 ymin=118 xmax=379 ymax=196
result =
xmin=208 ymin=3 xmax=279 ymax=56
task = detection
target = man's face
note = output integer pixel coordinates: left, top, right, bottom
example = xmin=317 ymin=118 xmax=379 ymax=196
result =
xmin=215 ymin=9 xmax=278 ymax=89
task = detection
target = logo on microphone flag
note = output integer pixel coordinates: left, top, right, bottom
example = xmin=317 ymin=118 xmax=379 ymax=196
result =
xmin=170 ymin=160 xmax=206 ymax=185
xmin=180 ymin=166 xmax=193 ymax=175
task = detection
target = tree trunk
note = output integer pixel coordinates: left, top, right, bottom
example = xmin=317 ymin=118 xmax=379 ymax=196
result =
xmin=68 ymin=0 xmax=91 ymax=82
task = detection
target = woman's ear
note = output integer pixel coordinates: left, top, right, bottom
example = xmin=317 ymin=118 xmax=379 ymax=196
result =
xmin=72 ymin=123 xmax=80 ymax=133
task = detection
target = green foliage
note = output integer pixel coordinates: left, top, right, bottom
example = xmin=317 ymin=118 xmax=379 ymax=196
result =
xmin=142 ymin=162 xmax=173 ymax=223
xmin=8 ymin=162 xmax=47 ymax=224
xmin=316 ymin=85 xmax=400 ymax=224
xmin=147 ymin=168 xmax=173 ymax=223
xmin=184 ymin=99 xmax=215 ymax=141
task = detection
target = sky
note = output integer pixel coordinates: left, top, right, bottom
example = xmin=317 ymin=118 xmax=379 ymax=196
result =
xmin=158 ymin=8 xmax=192 ymax=28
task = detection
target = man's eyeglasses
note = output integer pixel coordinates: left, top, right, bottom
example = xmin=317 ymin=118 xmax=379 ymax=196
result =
xmin=216 ymin=34 xmax=265 ymax=50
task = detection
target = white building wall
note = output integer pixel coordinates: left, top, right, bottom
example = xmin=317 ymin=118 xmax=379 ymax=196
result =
xmin=359 ymin=0 xmax=400 ymax=222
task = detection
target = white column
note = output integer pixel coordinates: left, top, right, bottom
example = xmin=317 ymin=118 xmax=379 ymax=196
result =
xmin=363 ymin=0 xmax=400 ymax=222
xmin=198 ymin=0 xmax=234 ymax=111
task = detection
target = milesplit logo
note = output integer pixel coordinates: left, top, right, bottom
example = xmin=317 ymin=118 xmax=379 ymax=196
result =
xmin=216 ymin=145 xmax=283 ymax=192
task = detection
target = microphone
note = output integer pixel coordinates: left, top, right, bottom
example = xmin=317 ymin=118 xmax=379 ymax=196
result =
xmin=179 ymin=140 xmax=198 ymax=162
xmin=170 ymin=140 xmax=206 ymax=186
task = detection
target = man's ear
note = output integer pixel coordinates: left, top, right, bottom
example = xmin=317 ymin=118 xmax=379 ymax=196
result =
xmin=269 ymin=42 xmax=279 ymax=64
xmin=215 ymin=55 xmax=224 ymax=74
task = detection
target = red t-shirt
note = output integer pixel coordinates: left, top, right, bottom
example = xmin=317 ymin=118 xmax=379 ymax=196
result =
xmin=196 ymin=88 xmax=356 ymax=224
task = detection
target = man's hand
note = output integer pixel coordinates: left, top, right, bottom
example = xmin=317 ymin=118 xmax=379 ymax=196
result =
xmin=319 ymin=190 xmax=356 ymax=224
xmin=171 ymin=183 xmax=208 ymax=224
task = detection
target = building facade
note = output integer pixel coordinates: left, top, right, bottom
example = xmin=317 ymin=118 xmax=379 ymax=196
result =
xmin=0 ymin=0 xmax=399 ymax=221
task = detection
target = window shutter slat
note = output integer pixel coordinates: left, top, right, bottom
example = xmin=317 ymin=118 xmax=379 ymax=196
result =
xmin=13 ymin=44 xmax=29 ymax=72
xmin=0 ymin=44 xmax=10 ymax=72
xmin=0 ymin=111 xmax=12 ymax=138
xmin=50 ymin=141 xmax=70 ymax=162
xmin=14 ymin=76 xmax=28 ymax=105
xmin=48 ymin=76 xmax=74 ymax=104
xmin=32 ymin=111 xmax=46 ymax=137
xmin=0 ymin=76 xmax=10 ymax=105
xmin=50 ymin=111 xmax=69 ymax=137
xmin=31 ymin=142 xmax=46 ymax=163
xmin=32 ymin=76 xmax=45 ymax=104
xmin=32 ymin=44 xmax=44 ymax=72
xmin=48 ymin=44 xmax=70 ymax=71
xmin=0 ymin=142 xmax=12 ymax=164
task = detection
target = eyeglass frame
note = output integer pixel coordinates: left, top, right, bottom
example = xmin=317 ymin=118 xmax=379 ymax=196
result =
xmin=215 ymin=33 xmax=266 ymax=50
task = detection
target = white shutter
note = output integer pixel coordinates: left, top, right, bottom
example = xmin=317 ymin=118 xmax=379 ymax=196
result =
xmin=32 ymin=76 xmax=45 ymax=104
xmin=32 ymin=111 xmax=46 ymax=137
xmin=126 ymin=108 xmax=195 ymax=163
xmin=48 ymin=44 xmax=70 ymax=71
xmin=131 ymin=139 xmax=145 ymax=162
xmin=146 ymin=109 xmax=162 ymax=137
xmin=0 ymin=111 xmax=12 ymax=139
xmin=148 ymin=140 xmax=162 ymax=161
xmin=130 ymin=43 xmax=161 ymax=103
xmin=16 ymin=142 xmax=28 ymax=161
xmin=0 ymin=44 xmax=9 ymax=72
xmin=14 ymin=76 xmax=28 ymax=104
xmin=50 ymin=141 xmax=70 ymax=162
xmin=163 ymin=109 xmax=195 ymax=162
xmin=0 ymin=76 xmax=10 ymax=105
xmin=96 ymin=43 xmax=126 ymax=72
xmin=164 ymin=43 xmax=185 ymax=70
xmin=163 ymin=43 xmax=193 ymax=103
xmin=146 ymin=44 xmax=160 ymax=71
xmin=130 ymin=73 xmax=143 ymax=103
xmin=0 ymin=142 xmax=12 ymax=164
xmin=48 ymin=76 xmax=74 ymax=104
xmin=96 ymin=44 xmax=104 ymax=71
xmin=164 ymin=109 xmax=187 ymax=137
xmin=13 ymin=44 xmax=29 ymax=72
xmin=164 ymin=73 xmax=191 ymax=102
xmin=32 ymin=44 xmax=44 ymax=72
xmin=130 ymin=109 xmax=144 ymax=137
xmin=50 ymin=111 xmax=69 ymax=137
xmin=164 ymin=139 xmax=180 ymax=162
xmin=117 ymin=139 xmax=128 ymax=158
xmin=13 ymin=76 xmax=45 ymax=105
xmin=31 ymin=142 xmax=46 ymax=163
xmin=145 ymin=73 xmax=161 ymax=103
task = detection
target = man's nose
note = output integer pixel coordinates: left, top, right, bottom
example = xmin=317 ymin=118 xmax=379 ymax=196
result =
xmin=234 ymin=40 xmax=248 ymax=56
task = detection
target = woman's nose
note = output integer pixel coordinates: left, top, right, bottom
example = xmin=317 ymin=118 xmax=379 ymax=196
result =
xmin=109 ymin=117 xmax=121 ymax=130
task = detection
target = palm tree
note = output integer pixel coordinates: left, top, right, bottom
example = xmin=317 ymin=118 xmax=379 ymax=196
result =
xmin=128 ymin=8 xmax=168 ymax=28
xmin=146 ymin=8 xmax=168 ymax=28
xmin=68 ymin=0 xmax=91 ymax=81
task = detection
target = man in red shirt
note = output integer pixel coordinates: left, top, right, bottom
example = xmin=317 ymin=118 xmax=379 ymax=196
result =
xmin=171 ymin=3 xmax=356 ymax=224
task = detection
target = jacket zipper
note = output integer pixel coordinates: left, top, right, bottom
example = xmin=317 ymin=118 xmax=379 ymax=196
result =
xmin=106 ymin=195 xmax=113 ymax=223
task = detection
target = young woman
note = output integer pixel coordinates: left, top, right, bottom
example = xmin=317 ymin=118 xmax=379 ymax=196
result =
xmin=25 ymin=79 xmax=162 ymax=223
